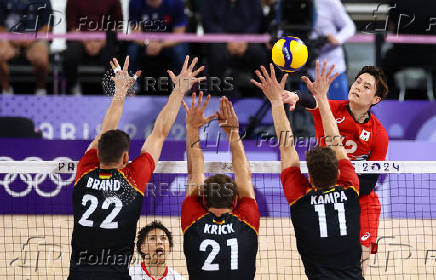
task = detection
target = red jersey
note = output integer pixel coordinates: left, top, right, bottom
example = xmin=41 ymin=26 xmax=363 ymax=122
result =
xmin=309 ymin=100 xmax=388 ymax=161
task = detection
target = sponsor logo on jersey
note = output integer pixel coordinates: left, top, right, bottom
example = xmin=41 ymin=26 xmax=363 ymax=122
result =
xmin=360 ymin=129 xmax=371 ymax=141
xmin=361 ymin=232 xmax=371 ymax=241
xmin=336 ymin=117 xmax=346 ymax=124
xmin=204 ymin=223 xmax=234 ymax=235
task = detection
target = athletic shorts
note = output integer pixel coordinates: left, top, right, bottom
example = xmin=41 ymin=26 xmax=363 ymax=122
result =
xmin=359 ymin=190 xmax=381 ymax=252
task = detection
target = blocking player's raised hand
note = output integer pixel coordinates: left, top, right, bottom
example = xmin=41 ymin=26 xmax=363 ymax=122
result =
xmin=216 ymin=96 xmax=239 ymax=136
xmin=168 ymin=55 xmax=206 ymax=94
xmin=301 ymin=59 xmax=339 ymax=101
xmin=251 ymin=64 xmax=288 ymax=102
xmin=182 ymin=91 xmax=216 ymax=130
xmin=110 ymin=56 xmax=141 ymax=97
xmin=281 ymin=91 xmax=300 ymax=111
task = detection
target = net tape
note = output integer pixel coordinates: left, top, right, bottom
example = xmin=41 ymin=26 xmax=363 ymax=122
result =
xmin=1 ymin=161 xmax=436 ymax=174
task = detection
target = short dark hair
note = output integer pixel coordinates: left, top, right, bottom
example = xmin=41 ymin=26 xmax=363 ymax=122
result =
xmin=306 ymin=146 xmax=338 ymax=189
xmin=136 ymin=221 xmax=174 ymax=260
xmin=203 ymin=174 xmax=237 ymax=209
xmin=355 ymin=66 xmax=388 ymax=101
xmin=97 ymin=129 xmax=130 ymax=164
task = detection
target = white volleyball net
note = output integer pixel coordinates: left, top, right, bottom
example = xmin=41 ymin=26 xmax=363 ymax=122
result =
xmin=0 ymin=160 xmax=436 ymax=279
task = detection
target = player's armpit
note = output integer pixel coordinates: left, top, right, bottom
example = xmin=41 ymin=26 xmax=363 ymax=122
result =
xmin=337 ymin=159 xmax=359 ymax=191
xmin=280 ymin=167 xmax=310 ymax=205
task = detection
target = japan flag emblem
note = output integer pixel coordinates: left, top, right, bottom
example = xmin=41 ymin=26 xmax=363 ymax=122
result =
xmin=360 ymin=129 xmax=370 ymax=141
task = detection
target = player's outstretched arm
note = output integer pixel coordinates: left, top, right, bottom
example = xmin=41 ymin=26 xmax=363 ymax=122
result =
xmin=141 ymin=56 xmax=206 ymax=165
xmin=86 ymin=56 xmax=141 ymax=152
xmin=302 ymin=60 xmax=347 ymax=160
xmin=251 ymin=64 xmax=300 ymax=171
xmin=217 ymin=97 xmax=255 ymax=199
xmin=182 ymin=91 xmax=215 ymax=197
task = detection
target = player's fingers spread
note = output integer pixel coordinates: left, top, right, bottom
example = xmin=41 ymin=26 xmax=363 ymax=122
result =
xmin=301 ymin=76 xmax=311 ymax=85
xmin=255 ymin=70 xmax=266 ymax=83
xmin=182 ymin=55 xmax=189 ymax=72
xmin=260 ymin=66 xmax=270 ymax=81
xmin=203 ymin=94 xmax=211 ymax=109
xmin=192 ymin=65 xmax=205 ymax=77
xmin=188 ymin=57 xmax=198 ymax=72
xmin=326 ymin=64 xmax=335 ymax=78
xmin=250 ymin=79 xmax=263 ymax=89
xmin=280 ymin=73 xmax=289 ymax=88
xmin=167 ymin=70 xmax=176 ymax=82
xmin=182 ymin=100 xmax=189 ymax=112
xmin=269 ymin=63 xmax=276 ymax=80
xmin=321 ymin=59 xmax=327 ymax=77
xmin=315 ymin=60 xmax=320 ymax=79
xmin=191 ymin=92 xmax=196 ymax=108
xmin=330 ymin=72 xmax=340 ymax=83
xmin=197 ymin=91 xmax=204 ymax=107
xmin=123 ymin=56 xmax=129 ymax=71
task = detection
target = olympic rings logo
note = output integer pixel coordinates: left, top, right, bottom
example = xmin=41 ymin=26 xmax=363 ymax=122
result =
xmin=0 ymin=157 xmax=76 ymax=198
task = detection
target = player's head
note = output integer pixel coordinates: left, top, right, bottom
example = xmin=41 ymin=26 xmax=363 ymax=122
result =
xmin=97 ymin=129 xmax=130 ymax=167
xmin=136 ymin=220 xmax=174 ymax=264
xmin=306 ymin=146 xmax=339 ymax=189
xmin=348 ymin=66 xmax=388 ymax=109
xmin=203 ymin=174 xmax=238 ymax=210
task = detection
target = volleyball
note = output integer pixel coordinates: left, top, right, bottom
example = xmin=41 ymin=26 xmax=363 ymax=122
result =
xmin=271 ymin=36 xmax=308 ymax=72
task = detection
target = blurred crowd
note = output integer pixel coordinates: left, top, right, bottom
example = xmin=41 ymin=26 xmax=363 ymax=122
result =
xmin=0 ymin=0 xmax=435 ymax=99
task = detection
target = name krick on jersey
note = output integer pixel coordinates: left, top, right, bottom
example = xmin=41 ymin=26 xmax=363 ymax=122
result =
xmin=204 ymin=223 xmax=235 ymax=235
xmin=86 ymin=177 xmax=121 ymax=192
xmin=310 ymin=190 xmax=348 ymax=205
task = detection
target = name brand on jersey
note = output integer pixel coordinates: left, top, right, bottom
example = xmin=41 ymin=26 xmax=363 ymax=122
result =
xmin=204 ymin=223 xmax=234 ymax=235
xmin=86 ymin=177 xmax=121 ymax=192
xmin=310 ymin=190 xmax=348 ymax=205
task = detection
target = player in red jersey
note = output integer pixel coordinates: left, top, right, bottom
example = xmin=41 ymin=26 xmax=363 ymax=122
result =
xmin=181 ymin=92 xmax=260 ymax=280
xmin=251 ymin=64 xmax=362 ymax=279
xmin=282 ymin=60 xmax=389 ymax=275
xmin=69 ymin=55 xmax=205 ymax=280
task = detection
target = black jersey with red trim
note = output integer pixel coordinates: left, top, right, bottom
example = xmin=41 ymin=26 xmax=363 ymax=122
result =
xmin=181 ymin=196 xmax=260 ymax=280
xmin=281 ymin=159 xmax=362 ymax=279
xmin=70 ymin=149 xmax=155 ymax=275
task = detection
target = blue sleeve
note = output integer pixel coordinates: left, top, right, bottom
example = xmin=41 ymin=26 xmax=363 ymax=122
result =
xmin=244 ymin=0 xmax=262 ymax=33
xmin=172 ymin=0 xmax=187 ymax=28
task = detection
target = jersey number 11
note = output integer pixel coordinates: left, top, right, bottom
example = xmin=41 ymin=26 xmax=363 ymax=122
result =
xmin=314 ymin=203 xmax=347 ymax=237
